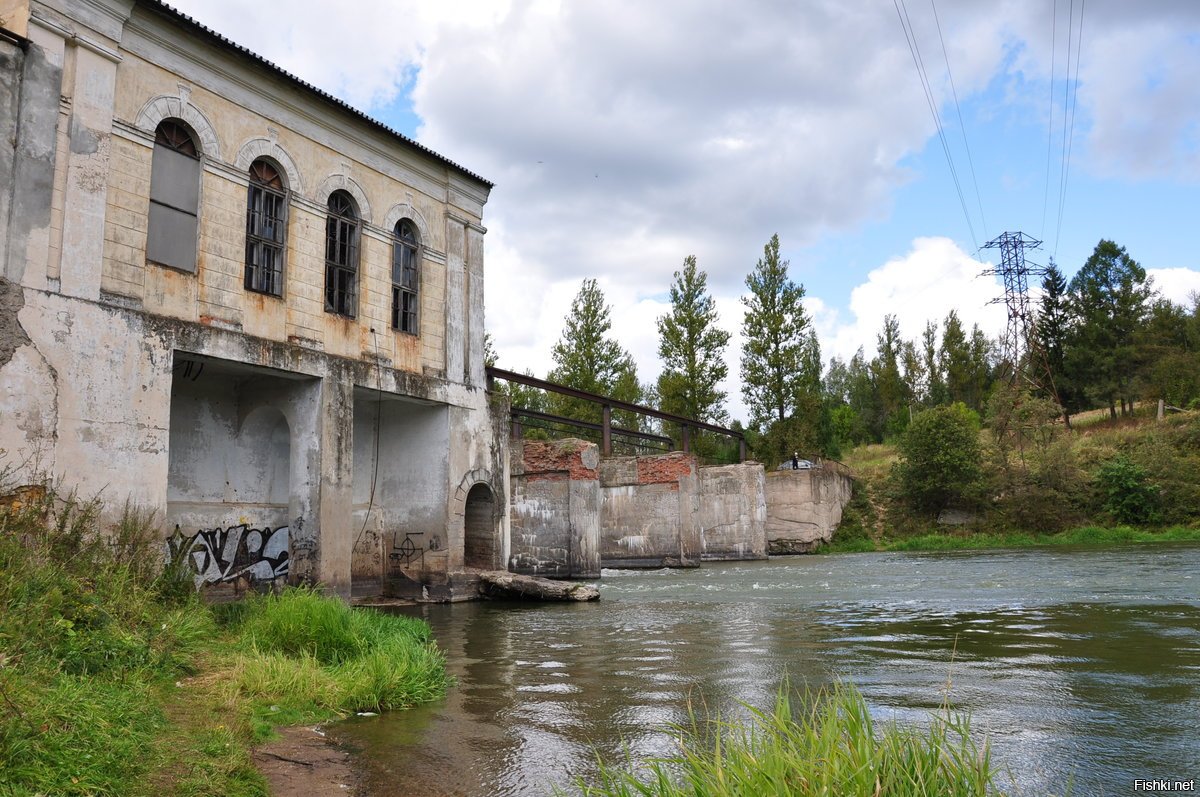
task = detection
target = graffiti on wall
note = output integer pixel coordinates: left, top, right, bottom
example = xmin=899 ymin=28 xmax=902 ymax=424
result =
xmin=166 ymin=523 xmax=289 ymax=588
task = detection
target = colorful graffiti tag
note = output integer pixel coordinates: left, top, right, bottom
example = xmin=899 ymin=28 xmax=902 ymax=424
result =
xmin=166 ymin=523 xmax=289 ymax=588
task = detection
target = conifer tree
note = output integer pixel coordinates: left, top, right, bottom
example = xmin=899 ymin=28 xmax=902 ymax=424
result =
xmin=1069 ymin=240 xmax=1153 ymax=417
xmin=547 ymin=279 xmax=641 ymax=424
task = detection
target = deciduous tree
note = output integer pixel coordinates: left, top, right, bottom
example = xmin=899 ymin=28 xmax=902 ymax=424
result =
xmin=656 ymin=256 xmax=731 ymax=426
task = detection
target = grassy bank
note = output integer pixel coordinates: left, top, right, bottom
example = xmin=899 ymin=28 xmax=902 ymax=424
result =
xmin=827 ymin=412 xmax=1200 ymax=554
xmin=821 ymin=524 xmax=1200 ymax=554
xmin=0 ymin=490 xmax=448 ymax=796
xmin=573 ymin=684 xmax=1005 ymax=797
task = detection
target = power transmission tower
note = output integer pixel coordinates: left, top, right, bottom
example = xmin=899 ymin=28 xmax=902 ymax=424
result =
xmin=980 ymin=231 xmax=1058 ymax=399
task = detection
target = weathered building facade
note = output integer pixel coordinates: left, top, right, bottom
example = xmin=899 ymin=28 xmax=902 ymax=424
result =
xmin=0 ymin=0 xmax=506 ymax=599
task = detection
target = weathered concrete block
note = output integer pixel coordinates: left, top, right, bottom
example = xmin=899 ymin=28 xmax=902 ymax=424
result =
xmin=599 ymin=452 xmax=700 ymax=568
xmin=508 ymin=439 xmax=601 ymax=579
xmin=697 ymin=462 xmax=767 ymax=561
xmin=765 ymin=463 xmax=854 ymax=554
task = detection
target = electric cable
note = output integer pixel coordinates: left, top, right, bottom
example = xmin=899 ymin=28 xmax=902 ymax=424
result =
xmin=930 ymin=0 xmax=988 ymax=237
xmin=893 ymin=0 xmax=979 ymax=251
xmin=1040 ymin=0 xmax=1058 ymax=240
xmin=1054 ymin=0 xmax=1085 ymax=257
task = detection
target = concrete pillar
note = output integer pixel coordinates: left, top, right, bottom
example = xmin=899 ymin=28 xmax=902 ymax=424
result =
xmin=314 ymin=362 xmax=355 ymax=598
xmin=465 ymin=224 xmax=485 ymax=388
xmin=57 ymin=37 xmax=120 ymax=301
xmin=444 ymin=218 xmax=466 ymax=384
xmin=5 ymin=17 xmax=64 ymax=287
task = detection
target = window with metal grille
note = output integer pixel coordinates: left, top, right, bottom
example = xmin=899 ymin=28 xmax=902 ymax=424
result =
xmin=391 ymin=220 xmax=419 ymax=334
xmin=324 ymin=191 xmax=359 ymax=317
xmin=147 ymin=120 xmax=200 ymax=272
xmin=245 ymin=160 xmax=287 ymax=296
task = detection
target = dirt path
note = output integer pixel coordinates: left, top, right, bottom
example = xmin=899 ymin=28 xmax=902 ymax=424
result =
xmin=254 ymin=725 xmax=360 ymax=796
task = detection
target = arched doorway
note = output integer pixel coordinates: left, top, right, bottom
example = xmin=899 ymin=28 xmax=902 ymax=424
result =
xmin=463 ymin=483 xmax=496 ymax=570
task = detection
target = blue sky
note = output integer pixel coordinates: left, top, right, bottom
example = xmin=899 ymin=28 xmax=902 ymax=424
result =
xmin=171 ymin=0 xmax=1200 ymax=420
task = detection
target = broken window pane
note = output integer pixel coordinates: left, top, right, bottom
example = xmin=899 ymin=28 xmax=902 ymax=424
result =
xmin=245 ymin=160 xmax=287 ymax=296
xmin=391 ymin=220 xmax=419 ymax=334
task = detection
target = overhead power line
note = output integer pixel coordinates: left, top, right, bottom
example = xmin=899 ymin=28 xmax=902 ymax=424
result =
xmin=1054 ymin=0 xmax=1085 ymax=257
xmin=1040 ymin=0 xmax=1058 ymax=240
xmin=893 ymin=0 xmax=979 ymax=252
xmin=929 ymin=0 xmax=988 ymax=237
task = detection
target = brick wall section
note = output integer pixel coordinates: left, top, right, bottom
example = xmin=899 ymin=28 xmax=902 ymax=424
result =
xmin=636 ymin=452 xmax=696 ymax=485
xmin=517 ymin=439 xmax=599 ymax=482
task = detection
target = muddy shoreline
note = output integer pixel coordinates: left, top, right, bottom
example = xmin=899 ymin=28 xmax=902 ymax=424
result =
xmin=254 ymin=725 xmax=361 ymax=796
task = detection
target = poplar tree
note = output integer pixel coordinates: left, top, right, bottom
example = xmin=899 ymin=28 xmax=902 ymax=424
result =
xmin=741 ymin=235 xmax=810 ymax=424
xmin=740 ymin=234 xmax=816 ymax=460
xmin=656 ymin=256 xmax=731 ymax=426
xmin=547 ymin=278 xmax=641 ymax=424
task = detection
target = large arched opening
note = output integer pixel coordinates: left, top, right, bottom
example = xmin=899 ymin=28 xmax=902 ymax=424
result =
xmin=463 ymin=483 xmax=497 ymax=570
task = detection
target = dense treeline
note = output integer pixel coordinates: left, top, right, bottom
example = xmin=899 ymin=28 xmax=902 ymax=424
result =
xmin=492 ymin=237 xmax=1200 ymax=469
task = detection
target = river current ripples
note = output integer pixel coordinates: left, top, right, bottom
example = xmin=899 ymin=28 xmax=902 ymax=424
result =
xmin=338 ymin=544 xmax=1200 ymax=797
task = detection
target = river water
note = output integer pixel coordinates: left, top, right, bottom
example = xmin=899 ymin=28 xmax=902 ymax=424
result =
xmin=338 ymin=545 xmax=1200 ymax=796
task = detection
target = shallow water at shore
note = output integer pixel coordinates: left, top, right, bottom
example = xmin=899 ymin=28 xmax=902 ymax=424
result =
xmin=337 ymin=544 xmax=1200 ymax=796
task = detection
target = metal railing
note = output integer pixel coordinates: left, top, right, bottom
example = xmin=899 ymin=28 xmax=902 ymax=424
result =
xmin=486 ymin=367 xmax=746 ymax=461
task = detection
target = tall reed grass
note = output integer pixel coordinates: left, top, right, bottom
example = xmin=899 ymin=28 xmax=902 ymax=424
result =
xmin=574 ymin=684 xmax=1003 ymax=797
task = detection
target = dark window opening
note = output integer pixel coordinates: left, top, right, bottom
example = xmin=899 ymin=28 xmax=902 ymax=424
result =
xmin=148 ymin=120 xmax=200 ymax=272
xmin=391 ymin=219 xmax=419 ymax=334
xmin=324 ymin=191 xmax=359 ymax=317
xmin=245 ymin=160 xmax=287 ymax=296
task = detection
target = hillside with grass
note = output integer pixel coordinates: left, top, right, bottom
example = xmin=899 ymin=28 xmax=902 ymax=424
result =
xmin=827 ymin=402 xmax=1200 ymax=553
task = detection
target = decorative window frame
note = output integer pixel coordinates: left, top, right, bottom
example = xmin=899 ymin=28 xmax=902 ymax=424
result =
xmin=134 ymin=90 xmax=222 ymax=161
xmin=235 ymin=138 xmax=304 ymax=195
xmin=244 ymin=159 xmax=289 ymax=298
xmin=314 ymin=173 xmax=372 ymax=225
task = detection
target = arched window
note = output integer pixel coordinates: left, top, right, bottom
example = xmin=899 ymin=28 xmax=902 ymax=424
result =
xmin=392 ymin=220 xmax=419 ymax=334
xmin=148 ymin=120 xmax=200 ymax=272
xmin=324 ymin=191 xmax=359 ymax=317
xmin=245 ymin=159 xmax=287 ymax=296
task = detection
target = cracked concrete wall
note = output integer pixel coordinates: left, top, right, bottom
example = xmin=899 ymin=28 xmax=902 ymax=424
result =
xmin=697 ymin=463 xmax=767 ymax=561
xmin=508 ymin=439 xmax=600 ymax=579
xmin=351 ymin=397 xmax=450 ymax=597
xmin=765 ymin=464 xmax=854 ymax=554
xmin=598 ymin=453 xmax=701 ymax=569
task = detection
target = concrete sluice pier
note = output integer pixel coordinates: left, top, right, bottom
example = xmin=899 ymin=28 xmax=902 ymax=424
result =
xmin=508 ymin=439 xmax=854 ymax=579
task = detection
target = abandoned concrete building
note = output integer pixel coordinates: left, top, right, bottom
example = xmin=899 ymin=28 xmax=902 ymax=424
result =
xmin=0 ymin=0 xmax=506 ymax=600
xmin=1 ymin=0 xmax=856 ymax=602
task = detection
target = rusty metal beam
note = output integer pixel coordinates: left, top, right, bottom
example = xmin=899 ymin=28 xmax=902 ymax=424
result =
xmin=509 ymin=408 xmax=672 ymax=446
xmin=487 ymin=366 xmax=745 ymax=441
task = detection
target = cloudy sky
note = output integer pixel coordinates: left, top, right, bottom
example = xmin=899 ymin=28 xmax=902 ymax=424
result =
xmin=170 ymin=0 xmax=1200 ymax=422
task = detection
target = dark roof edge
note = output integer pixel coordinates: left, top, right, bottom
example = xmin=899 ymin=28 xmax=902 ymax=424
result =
xmin=141 ymin=0 xmax=494 ymax=190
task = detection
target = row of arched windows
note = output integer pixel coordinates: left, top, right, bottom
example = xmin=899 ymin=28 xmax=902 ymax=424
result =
xmin=147 ymin=119 xmax=421 ymax=335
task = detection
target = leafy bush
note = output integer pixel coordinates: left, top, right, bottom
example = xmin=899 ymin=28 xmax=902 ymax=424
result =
xmin=892 ymin=403 xmax=983 ymax=516
xmin=1095 ymin=455 xmax=1160 ymax=525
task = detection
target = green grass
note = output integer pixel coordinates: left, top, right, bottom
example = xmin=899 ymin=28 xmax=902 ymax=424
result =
xmin=0 ymin=489 xmax=447 ymax=796
xmin=218 ymin=589 xmax=450 ymax=738
xmin=821 ymin=525 xmax=1200 ymax=554
xmin=571 ymin=683 xmax=1007 ymax=797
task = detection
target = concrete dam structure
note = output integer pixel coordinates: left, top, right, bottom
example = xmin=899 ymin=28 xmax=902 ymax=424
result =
xmin=508 ymin=439 xmax=853 ymax=577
